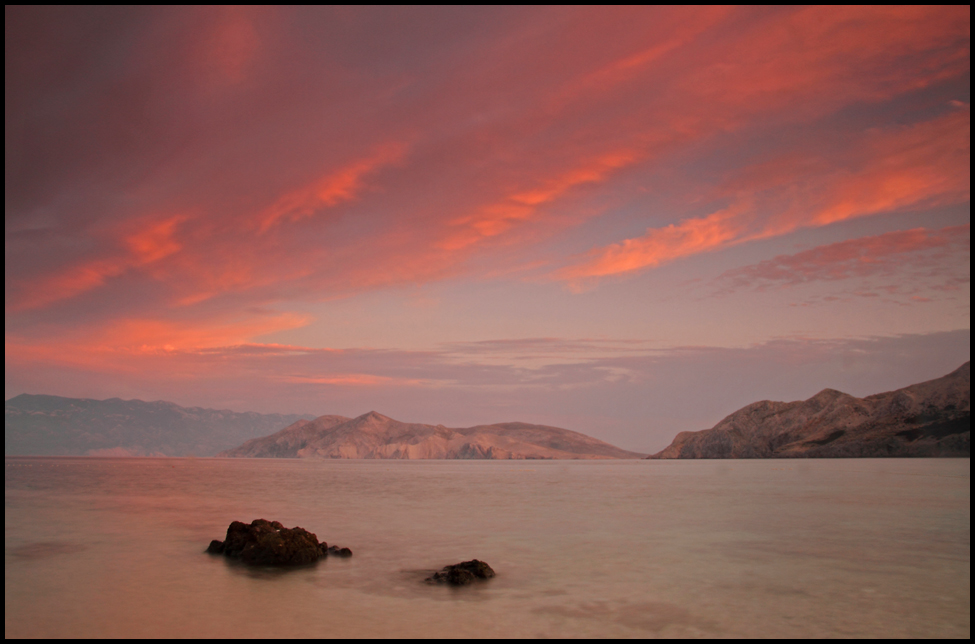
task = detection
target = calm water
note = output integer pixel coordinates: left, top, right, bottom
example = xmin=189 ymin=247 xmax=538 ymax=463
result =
xmin=4 ymin=457 xmax=970 ymax=638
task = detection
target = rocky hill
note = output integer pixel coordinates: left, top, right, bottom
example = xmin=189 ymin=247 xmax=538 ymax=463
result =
xmin=649 ymin=362 xmax=970 ymax=459
xmin=220 ymin=411 xmax=645 ymax=459
xmin=4 ymin=394 xmax=314 ymax=457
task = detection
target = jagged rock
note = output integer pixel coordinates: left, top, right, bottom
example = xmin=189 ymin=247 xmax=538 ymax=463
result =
xmin=426 ymin=559 xmax=495 ymax=585
xmin=206 ymin=519 xmax=352 ymax=566
xmin=649 ymin=362 xmax=970 ymax=459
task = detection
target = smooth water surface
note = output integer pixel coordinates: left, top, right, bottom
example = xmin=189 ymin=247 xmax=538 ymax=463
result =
xmin=5 ymin=457 xmax=970 ymax=638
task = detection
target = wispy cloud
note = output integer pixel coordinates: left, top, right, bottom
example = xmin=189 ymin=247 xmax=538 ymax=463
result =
xmin=7 ymin=214 xmax=189 ymax=311
xmin=557 ymin=110 xmax=970 ymax=285
xmin=6 ymin=329 xmax=968 ymax=451
xmin=257 ymin=143 xmax=407 ymax=232
xmin=716 ymin=225 xmax=970 ymax=292
xmin=4 ymin=7 xmax=970 ymax=437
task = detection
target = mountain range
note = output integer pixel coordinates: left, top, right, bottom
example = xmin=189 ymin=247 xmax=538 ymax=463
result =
xmin=7 ymin=363 xmax=969 ymax=459
xmin=649 ymin=362 xmax=970 ymax=458
xmin=219 ymin=411 xmax=645 ymax=459
xmin=4 ymin=394 xmax=314 ymax=457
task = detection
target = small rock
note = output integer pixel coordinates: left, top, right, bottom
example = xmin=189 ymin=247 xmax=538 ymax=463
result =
xmin=425 ymin=559 xmax=495 ymax=585
xmin=327 ymin=545 xmax=353 ymax=558
xmin=206 ymin=540 xmax=225 ymax=554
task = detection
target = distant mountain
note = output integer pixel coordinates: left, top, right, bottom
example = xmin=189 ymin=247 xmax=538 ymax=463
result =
xmin=650 ymin=362 xmax=970 ymax=459
xmin=220 ymin=411 xmax=645 ymax=459
xmin=4 ymin=394 xmax=315 ymax=457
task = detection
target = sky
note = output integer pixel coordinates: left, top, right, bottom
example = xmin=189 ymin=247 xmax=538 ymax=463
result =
xmin=5 ymin=6 xmax=970 ymax=452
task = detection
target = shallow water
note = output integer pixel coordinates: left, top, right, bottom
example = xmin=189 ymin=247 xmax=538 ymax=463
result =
xmin=4 ymin=457 xmax=970 ymax=638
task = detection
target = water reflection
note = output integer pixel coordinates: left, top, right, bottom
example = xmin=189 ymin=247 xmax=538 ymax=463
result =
xmin=10 ymin=541 xmax=87 ymax=560
xmin=4 ymin=457 xmax=970 ymax=638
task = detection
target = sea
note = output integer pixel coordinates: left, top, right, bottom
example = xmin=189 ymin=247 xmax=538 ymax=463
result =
xmin=4 ymin=457 xmax=970 ymax=638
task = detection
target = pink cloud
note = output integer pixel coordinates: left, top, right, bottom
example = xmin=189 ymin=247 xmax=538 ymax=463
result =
xmin=558 ymin=111 xmax=970 ymax=283
xmin=440 ymin=149 xmax=641 ymax=251
xmin=556 ymin=205 xmax=749 ymax=282
xmin=4 ymin=7 xmax=970 ymax=414
xmin=718 ymin=225 xmax=970 ymax=291
xmin=7 ymin=214 xmax=189 ymax=311
xmin=257 ymin=143 xmax=407 ymax=232
xmin=9 ymin=7 xmax=969 ymax=312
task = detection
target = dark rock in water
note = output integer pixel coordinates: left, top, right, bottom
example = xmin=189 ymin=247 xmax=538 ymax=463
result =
xmin=432 ymin=567 xmax=477 ymax=585
xmin=327 ymin=545 xmax=353 ymax=558
xmin=224 ymin=519 xmax=321 ymax=566
xmin=426 ymin=559 xmax=495 ymax=585
xmin=206 ymin=519 xmax=352 ymax=566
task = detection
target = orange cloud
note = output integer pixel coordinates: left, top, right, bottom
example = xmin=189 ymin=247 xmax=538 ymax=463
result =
xmin=558 ymin=205 xmax=749 ymax=281
xmin=4 ymin=311 xmax=312 ymax=383
xmin=559 ymin=110 xmax=970 ymax=283
xmin=8 ymin=215 xmax=188 ymax=311
xmin=5 ymin=5 xmax=970 ymax=378
xmin=810 ymin=113 xmax=970 ymax=228
xmin=258 ymin=143 xmax=407 ymax=232
xmin=683 ymin=6 xmax=970 ymax=116
xmin=8 ymin=260 xmax=126 ymax=312
xmin=107 ymin=313 xmax=311 ymax=354
xmin=440 ymin=149 xmax=639 ymax=251
xmin=125 ymin=215 xmax=186 ymax=264
xmin=440 ymin=6 xmax=970 ymax=276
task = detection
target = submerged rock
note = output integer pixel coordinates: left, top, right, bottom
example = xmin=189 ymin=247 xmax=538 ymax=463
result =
xmin=425 ymin=559 xmax=495 ymax=586
xmin=206 ymin=519 xmax=351 ymax=566
xmin=327 ymin=545 xmax=353 ymax=558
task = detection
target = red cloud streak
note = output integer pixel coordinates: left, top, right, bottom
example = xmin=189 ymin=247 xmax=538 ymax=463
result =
xmin=557 ymin=110 xmax=970 ymax=283
xmin=4 ymin=6 xmax=970 ymax=401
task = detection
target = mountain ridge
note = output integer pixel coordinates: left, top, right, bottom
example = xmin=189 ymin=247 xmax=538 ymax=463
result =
xmin=219 ymin=411 xmax=645 ymax=459
xmin=649 ymin=362 xmax=970 ymax=459
xmin=5 ymin=394 xmax=316 ymax=457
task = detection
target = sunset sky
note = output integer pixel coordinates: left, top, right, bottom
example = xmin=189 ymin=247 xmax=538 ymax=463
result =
xmin=5 ymin=6 xmax=970 ymax=452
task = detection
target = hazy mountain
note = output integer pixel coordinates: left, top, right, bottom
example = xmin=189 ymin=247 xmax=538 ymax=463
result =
xmin=4 ymin=394 xmax=315 ymax=457
xmin=220 ymin=411 xmax=645 ymax=459
xmin=650 ymin=362 xmax=970 ymax=459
